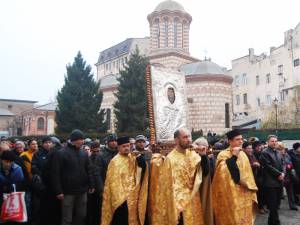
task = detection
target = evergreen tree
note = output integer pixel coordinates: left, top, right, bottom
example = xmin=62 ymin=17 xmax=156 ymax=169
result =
xmin=114 ymin=48 xmax=149 ymax=133
xmin=56 ymin=51 xmax=106 ymax=133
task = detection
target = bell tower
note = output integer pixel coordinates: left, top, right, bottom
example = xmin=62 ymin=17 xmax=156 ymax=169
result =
xmin=147 ymin=0 xmax=197 ymax=69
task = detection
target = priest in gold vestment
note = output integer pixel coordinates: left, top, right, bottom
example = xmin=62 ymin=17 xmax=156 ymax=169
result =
xmin=149 ymin=128 xmax=213 ymax=225
xmin=101 ymin=136 xmax=149 ymax=225
xmin=212 ymin=130 xmax=258 ymax=225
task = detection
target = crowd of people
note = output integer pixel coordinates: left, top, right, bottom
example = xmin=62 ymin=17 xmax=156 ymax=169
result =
xmin=0 ymin=129 xmax=299 ymax=225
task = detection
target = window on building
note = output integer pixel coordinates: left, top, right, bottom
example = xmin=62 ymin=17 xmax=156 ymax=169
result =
xmin=257 ymin=98 xmax=261 ymax=107
xmin=280 ymin=91 xmax=285 ymax=101
xmin=225 ymin=103 xmax=230 ymax=128
xmin=266 ymin=95 xmax=272 ymax=105
xmin=235 ymin=75 xmax=240 ymax=87
xmin=112 ymin=61 xmax=115 ymax=69
xmin=294 ymin=58 xmax=300 ymax=67
xmin=116 ymin=59 xmax=119 ymax=70
xmin=182 ymin=20 xmax=186 ymax=48
xmin=106 ymin=109 xmax=111 ymax=130
xmin=266 ymin=74 xmax=271 ymax=84
xmin=125 ymin=57 xmax=128 ymax=63
xmin=278 ymin=65 xmax=283 ymax=74
xmin=37 ymin=117 xmax=45 ymax=130
xmin=236 ymin=95 xmax=240 ymax=105
xmin=155 ymin=18 xmax=160 ymax=48
xmin=174 ymin=18 xmax=178 ymax=48
xmin=256 ymin=75 xmax=260 ymax=86
xmin=164 ymin=18 xmax=169 ymax=47
xmin=243 ymin=93 xmax=248 ymax=104
xmin=187 ymin=98 xmax=193 ymax=103
xmin=242 ymin=73 xmax=247 ymax=85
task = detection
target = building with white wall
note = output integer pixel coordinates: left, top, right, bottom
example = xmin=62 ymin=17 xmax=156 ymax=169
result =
xmin=231 ymin=23 xmax=300 ymax=128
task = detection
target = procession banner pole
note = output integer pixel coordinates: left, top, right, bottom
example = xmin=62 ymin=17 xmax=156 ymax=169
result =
xmin=145 ymin=64 xmax=156 ymax=146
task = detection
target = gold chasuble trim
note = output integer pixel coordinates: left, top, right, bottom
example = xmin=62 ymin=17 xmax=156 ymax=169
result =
xmin=212 ymin=148 xmax=258 ymax=225
xmin=149 ymin=149 xmax=213 ymax=225
xmin=101 ymin=154 xmax=149 ymax=225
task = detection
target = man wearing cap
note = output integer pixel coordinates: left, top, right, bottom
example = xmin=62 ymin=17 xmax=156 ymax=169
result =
xmin=51 ymin=129 xmax=95 ymax=225
xmin=93 ymin=134 xmax=118 ymax=224
xmin=0 ymin=150 xmax=25 ymax=208
xmin=31 ymin=136 xmax=53 ymax=225
xmin=212 ymin=129 xmax=257 ymax=225
xmin=96 ymin=134 xmax=118 ymax=184
xmin=150 ymin=128 xmax=213 ymax=225
xmin=135 ymin=135 xmax=152 ymax=171
xmin=101 ymin=136 xmax=148 ymax=225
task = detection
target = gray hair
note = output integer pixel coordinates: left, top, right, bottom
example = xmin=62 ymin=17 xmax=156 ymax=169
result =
xmin=15 ymin=141 xmax=25 ymax=148
xmin=267 ymin=135 xmax=278 ymax=141
xmin=193 ymin=137 xmax=209 ymax=147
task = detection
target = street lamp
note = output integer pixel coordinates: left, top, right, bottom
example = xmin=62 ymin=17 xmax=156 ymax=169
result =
xmin=273 ymin=98 xmax=279 ymax=131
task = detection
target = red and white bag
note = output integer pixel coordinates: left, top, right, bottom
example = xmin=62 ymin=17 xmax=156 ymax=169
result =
xmin=0 ymin=185 xmax=27 ymax=223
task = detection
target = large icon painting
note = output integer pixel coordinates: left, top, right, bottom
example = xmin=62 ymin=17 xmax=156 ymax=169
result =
xmin=150 ymin=66 xmax=188 ymax=142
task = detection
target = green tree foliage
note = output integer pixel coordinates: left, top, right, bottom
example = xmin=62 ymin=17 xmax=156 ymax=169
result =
xmin=114 ymin=48 xmax=149 ymax=133
xmin=56 ymin=51 xmax=106 ymax=133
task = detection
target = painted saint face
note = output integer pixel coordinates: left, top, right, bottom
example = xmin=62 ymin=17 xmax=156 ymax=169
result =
xmin=167 ymin=87 xmax=175 ymax=104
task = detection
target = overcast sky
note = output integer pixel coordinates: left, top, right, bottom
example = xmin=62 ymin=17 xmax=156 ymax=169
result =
xmin=1 ymin=0 xmax=300 ymax=104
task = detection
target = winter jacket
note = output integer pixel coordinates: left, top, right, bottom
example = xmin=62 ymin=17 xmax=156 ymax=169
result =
xmin=51 ymin=143 xmax=95 ymax=195
xmin=260 ymin=147 xmax=284 ymax=188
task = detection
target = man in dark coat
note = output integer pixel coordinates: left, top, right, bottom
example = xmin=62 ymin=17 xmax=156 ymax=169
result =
xmin=31 ymin=136 xmax=54 ymax=225
xmin=86 ymin=141 xmax=102 ymax=225
xmin=252 ymin=140 xmax=267 ymax=213
xmin=92 ymin=134 xmax=118 ymax=224
xmin=51 ymin=130 xmax=95 ymax=225
xmin=289 ymin=142 xmax=300 ymax=206
xmin=95 ymin=134 xmax=118 ymax=185
xmin=260 ymin=135 xmax=284 ymax=225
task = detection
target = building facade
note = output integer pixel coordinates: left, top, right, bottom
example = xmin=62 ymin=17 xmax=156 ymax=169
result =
xmin=0 ymin=99 xmax=37 ymax=136
xmin=96 ymin=38 xmax=150 ymax=132
xmin=18 ymin=102 xmax=56 ymax=136
xmin=96 ymin=0 xmax=233 ymax=134
xmin=231 ymin=23 xmax=300 ymax=128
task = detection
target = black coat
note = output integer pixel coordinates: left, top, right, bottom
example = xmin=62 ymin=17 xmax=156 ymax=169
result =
xmin=289 ymin=150 xmax=300 ymax=190
xmin=95 ymin=147 xmax=118 ymax=186
xmin=51 ymin=143 xmax=94 ymax=195
xmin=260 ymin=147 xmax=284 ymax=188
xmin=32 ymin=148 xmax=50 ymax=185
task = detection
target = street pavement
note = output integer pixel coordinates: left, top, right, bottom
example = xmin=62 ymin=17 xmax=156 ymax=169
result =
xmin=255 ymin=198 xmax=300 ymax=225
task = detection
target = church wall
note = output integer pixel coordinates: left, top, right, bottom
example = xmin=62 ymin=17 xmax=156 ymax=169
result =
xmin=186 ymin=79 xmax=233 ymax=135
xmin=150 ymin=54 xmax=194 ymax=69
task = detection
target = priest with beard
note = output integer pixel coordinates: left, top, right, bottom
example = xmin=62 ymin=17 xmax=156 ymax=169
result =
xmin=101 ymin=136 xmax=149 ymax=225
xmin=212 ymin=129 xmax=258 ymax=225
xmin=149 ymin=128 xmax=213 ymax=225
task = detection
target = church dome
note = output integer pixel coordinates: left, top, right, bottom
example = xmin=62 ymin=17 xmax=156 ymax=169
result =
xmin=181 ymin=60 xmax=228 ymax=76
xmin=154 ymin=0 xmax=185 ymax=12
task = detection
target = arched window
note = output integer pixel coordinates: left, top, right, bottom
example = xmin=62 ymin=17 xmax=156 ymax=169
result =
xmin=106 ymin=109 xmax=111 ymax=130
xmin=154 ymin=18 xmax=160 ymax=48
xmin=164 ymin=18 xmax=169 ymax=47
xmin=174 ymin=18 xmax=178 ymax=48
xmin=37 ymin=117 xmax=45 ymax=130
xmin=182 ymin=20 xmax=186 ymax=48
xmin=225 ymin=103 xmax=230 ymax=128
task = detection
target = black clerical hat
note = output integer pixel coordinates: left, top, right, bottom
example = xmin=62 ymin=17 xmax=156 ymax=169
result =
xmin=226 ymin=129 xmax=241 ymax=140
xmin=117 ymin=136 xmax=130 ymax=146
